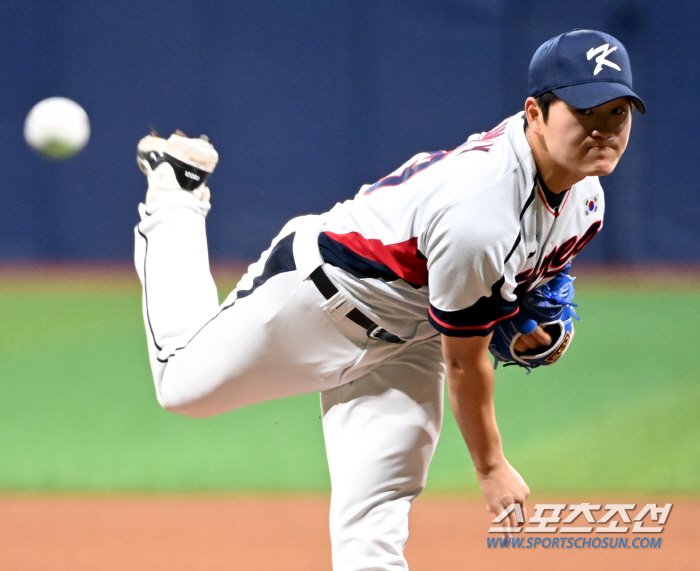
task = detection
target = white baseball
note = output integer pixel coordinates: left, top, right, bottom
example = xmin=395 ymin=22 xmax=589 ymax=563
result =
xmin=24 ymin=97 xmax=90 ymax=160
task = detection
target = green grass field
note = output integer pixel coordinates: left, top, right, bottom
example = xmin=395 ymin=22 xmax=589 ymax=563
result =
xmin=1 ymin=270 xmax=698 ymax=494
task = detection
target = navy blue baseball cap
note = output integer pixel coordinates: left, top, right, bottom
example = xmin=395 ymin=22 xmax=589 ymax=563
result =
xmin=529 ymin=29 xmax=645 ymax=113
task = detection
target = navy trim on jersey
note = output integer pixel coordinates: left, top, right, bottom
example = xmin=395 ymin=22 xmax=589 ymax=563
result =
xmin=151 ymin=232 xmax=297 ymax=364
xmin=520 ymin=186 xmax=536 ymax=220
xmin=537 ymin=174 xmax=568 ymax=211
xmin=235 ymin=232 xmax=296 ymax=300
xmin=428 ymin=277 xmax=519 ymax=337
xmin=318 ymin=231 xmax=424 ymax=288
xmin=137 ymin=226 xmax=163 ymax=352
xmin=504 ymin=233 xmax=521 ymax=264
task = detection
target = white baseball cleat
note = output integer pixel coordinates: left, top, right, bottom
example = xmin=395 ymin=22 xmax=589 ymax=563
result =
xmin=137 ymin=130 xmax=219 ymax=203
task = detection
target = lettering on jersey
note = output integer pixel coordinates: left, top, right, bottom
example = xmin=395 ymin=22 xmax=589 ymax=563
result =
xmin=363 ymin=118 xmax=508 ymax=194
xmin=515 ymin=221 xmax=602 ymax=285
xmin=364 ymin=151 xmax=449 ymax=194
xmin=457 ymin=121 xmax=507 ymax=154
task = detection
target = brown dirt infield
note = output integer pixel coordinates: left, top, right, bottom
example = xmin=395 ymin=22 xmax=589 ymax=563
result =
xmin=0 ymin=495 xmax=696 ymax=570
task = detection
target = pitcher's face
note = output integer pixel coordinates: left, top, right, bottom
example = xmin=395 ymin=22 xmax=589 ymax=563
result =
xmin=542 ymin=98 xmax=633 ymax=178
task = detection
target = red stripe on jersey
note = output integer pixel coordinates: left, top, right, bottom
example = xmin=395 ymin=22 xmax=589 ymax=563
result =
xmin=323 ymin=231 xmax=429 ymax=286
xmin=428 ymin=305 xmax=520 ymax=330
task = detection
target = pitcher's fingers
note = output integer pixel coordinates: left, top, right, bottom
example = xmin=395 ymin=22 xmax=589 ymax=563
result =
xmin=530 ymin=325 xmax=552 ymax=347
xmin=514 ymin=334 xmax=538 ymax=352
xmin=508 ymin=509 xmax=519 ymax=531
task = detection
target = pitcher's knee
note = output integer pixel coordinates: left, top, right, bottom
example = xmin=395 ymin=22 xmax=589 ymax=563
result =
xmin=156 ymin=395 xmax=208 ymax=418
xmin=155 ymin=391 xmax=211 ymax=418
xmin=155 ymin=366 xmax=221 ymax=418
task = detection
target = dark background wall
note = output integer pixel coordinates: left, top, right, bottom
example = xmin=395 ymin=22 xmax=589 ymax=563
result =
xmin=0 ymin=0 xmax=697 ymax=263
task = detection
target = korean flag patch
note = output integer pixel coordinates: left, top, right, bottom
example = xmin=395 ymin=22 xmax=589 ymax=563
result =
xmin=583 ymin=194 xmax=599 ymax=217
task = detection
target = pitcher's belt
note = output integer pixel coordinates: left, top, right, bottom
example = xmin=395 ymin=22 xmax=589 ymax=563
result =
xmin=309 ymin=267 xmax=405 ymax=344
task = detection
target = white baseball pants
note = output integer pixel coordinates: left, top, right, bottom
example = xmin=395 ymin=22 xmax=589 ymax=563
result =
xmin=134 ymin=192 xmax=445 ymax=570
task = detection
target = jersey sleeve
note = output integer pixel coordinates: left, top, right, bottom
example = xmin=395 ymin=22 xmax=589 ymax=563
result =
xmin=423 ymin=193 xmax=521 ymax=337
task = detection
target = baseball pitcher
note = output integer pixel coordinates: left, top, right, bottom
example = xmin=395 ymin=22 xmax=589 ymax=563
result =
xmin=134 ymin=29 xmax=644 ymax=570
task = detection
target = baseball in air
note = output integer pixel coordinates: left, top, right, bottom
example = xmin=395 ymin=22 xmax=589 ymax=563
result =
xmin=24 ymin=97 xmax=90 ymax=159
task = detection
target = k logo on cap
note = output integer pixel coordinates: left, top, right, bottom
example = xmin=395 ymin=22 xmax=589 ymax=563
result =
xmin=528 ymin=29 xmax=645 ymax=113
xmin=587 ymin=44 xmax=621 ymax=75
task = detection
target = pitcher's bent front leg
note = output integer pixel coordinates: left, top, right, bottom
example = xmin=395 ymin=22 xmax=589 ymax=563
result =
xmin=135 ymin=198 xmax=370 ymax=418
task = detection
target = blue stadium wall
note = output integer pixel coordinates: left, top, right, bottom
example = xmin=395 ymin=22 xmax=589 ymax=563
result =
xmin=0 ymin=0 xmax=697 ymax=263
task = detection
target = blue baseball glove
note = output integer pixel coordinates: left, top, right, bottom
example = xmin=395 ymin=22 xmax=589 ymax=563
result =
xmin=489 ymin=265 xmax=580 ymax=372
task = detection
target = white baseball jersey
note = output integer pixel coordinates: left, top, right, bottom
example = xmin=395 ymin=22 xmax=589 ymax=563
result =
xmin=317 ymin=112 xmax=605 ymax=340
